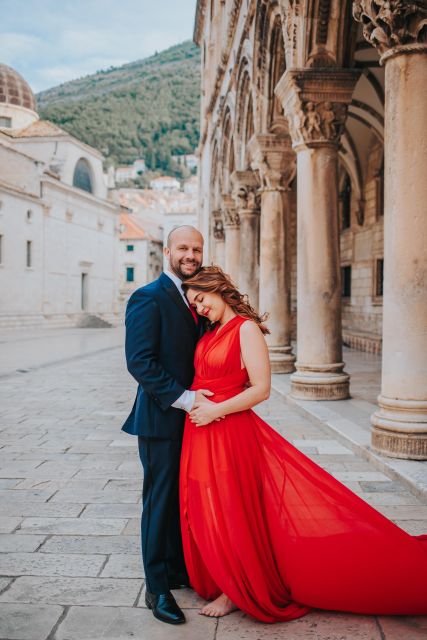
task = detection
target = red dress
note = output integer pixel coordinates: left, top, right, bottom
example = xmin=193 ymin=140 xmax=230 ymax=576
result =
xmin=179 ymin=315 xmax=427 ymax=623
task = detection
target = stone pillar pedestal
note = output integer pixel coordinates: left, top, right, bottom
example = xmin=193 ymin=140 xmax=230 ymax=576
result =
xmin=249 ymin=134 xmax=296 ymax=374
xmin=276 ymin=68 xmax=360 ymax=397
xmin=353 ymin=2 xmax=427 ymax=458
xmin=231 ymin=171 xmax=260 ymax=309
xmin=222 ymin=195 xmax=240 ymax=283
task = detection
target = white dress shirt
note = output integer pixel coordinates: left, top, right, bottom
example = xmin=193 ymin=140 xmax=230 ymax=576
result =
xmin=164 ymin=270 xmax=196 ymax=413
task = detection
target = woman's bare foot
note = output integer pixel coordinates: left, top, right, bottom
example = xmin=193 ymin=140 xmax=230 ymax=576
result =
xmin=200 ymin=593 xmax=238 ymax=617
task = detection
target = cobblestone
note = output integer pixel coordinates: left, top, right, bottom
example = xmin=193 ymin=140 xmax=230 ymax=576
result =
xmin=0 ymin=333 xmax=426 ymax=639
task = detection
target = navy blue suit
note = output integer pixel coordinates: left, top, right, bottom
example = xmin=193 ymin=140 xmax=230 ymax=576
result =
xmin=122 ymin=272 xmax=201 ymax=593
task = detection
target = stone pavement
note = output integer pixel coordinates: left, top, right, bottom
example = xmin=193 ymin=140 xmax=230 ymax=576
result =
xmin=0 ymin=332 xmax=426 ymax=639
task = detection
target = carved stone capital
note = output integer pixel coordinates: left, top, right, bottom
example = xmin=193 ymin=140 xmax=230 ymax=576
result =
xmin=247 ymin=133 xmax=296 ymax=191
xmin=275 ymin=69 xmax=361 ymax=149
xmin=353 ymin=0 xmax=427 ymax=63
xmin=221 ymin=194 xmax=240 ymax=227
xmin=230 ymin=170 xmax=261 ymax=211
xmin=212 ymin=209 xmax=225 ymax=241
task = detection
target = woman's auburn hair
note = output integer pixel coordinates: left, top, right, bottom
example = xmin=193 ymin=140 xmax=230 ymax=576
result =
xmin=182 ymin=265 xmax=270 ymax=335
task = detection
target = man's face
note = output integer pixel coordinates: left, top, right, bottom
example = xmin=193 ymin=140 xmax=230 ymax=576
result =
xmin=164 ymin=228 xmax=204 ymax=280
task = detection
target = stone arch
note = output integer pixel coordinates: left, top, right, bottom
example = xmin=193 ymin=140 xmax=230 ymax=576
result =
xmin=220 ymin=108 xmax=235 ymax=193
xmin=235 ymin=58 xmax=256 ymax=169
xmin=267 ymin=13 xmax=288 ymax=133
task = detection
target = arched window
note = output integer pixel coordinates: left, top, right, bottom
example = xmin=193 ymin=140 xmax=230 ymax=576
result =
xmin=73 ymin=158 xmax=93 ymax=194
xmin=340 ymin=173 xmax=352 ymax=230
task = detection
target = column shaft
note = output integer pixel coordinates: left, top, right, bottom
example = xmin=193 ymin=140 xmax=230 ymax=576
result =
xmin=239 ymin=208 xmax=260 ymax=309
xmin=291 ymin=144 xmax=350 ymax=396
xmin=371 ymin=52 xmax=427 ymax=458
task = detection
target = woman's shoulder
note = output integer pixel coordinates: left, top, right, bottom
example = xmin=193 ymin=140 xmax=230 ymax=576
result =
xmin=238 ymin=317 xmax=262 ymax=335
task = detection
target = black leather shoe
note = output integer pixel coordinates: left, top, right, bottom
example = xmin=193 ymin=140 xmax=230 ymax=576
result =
xmin=145 ymin=590 xmax=186 ymax=625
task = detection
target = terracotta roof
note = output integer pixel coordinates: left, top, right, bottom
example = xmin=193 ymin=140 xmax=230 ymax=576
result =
xmin=0 ymin=64 xmax=36 ymax=112
xmin=3 ymin=119 xmax=68 ymax=139
xmin=120 ymin=212 xmax=162 ymax=242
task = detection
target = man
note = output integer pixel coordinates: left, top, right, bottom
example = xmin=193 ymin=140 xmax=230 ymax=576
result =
xmin=122 ymin=225 xmax=212 ymax=625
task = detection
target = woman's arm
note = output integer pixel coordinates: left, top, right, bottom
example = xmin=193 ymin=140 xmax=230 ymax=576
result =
xmin=189 ymin=320 xmax=271 ymax=426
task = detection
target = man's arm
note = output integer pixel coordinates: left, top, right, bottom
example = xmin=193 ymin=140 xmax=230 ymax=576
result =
xmin=125 ymin=290 xmax=186 ymax=411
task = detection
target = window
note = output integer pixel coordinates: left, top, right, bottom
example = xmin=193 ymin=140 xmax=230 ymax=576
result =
xmin=26 ymin=209 xmax=33 ymax=222
xmin=73 ymin=158 xmax=93 ymax=193
xmin=26 ymin=241 xmax=32 ymax=268
xmin=126 ymin=267 xmax=134 ymax=282
xmin=81 ymin=273 xmax=88 ymax=310
xmin=376 ymin=160 xmax=384 ymax=218
xmin=375 ymin=258 xmax=384 ymax=297
xmin=341 ymin=265 xmax=351 ymax=298
xmin=340 ymin=174 xmax=351 ymax=230
xmin=0 ymin=116 xmax=12 ymax=128
xmin=126 ymin=244 xmax=134 ymax=252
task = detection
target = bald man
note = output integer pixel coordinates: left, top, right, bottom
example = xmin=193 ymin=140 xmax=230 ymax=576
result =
xmin=123 ymin=226 xmax=212 ymax=625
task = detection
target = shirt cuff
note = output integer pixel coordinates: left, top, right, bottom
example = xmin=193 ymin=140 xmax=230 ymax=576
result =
xmin=171 ymin=390 xmax=196 ymax=413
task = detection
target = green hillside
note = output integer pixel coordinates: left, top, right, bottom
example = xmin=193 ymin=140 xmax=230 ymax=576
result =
xmin=37 ymin=41 xmax=201 ymax=172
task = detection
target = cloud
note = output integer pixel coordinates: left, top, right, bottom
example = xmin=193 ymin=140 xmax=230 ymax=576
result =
xmin=0 ymin=0 xmax=197 ymax=91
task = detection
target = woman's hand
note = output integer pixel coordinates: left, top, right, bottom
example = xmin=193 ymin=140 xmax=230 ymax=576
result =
xmin=189 ymin=400 xmax=222 ymax=427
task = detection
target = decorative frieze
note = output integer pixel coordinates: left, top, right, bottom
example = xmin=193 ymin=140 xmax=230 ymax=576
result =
xmin=353 ymin=0 xmax=427 ymax=62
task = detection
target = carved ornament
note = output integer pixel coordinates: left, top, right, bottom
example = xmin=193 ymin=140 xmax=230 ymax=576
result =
xmin=221 ymin=195 xmax=241 ymax=227
xmin=248 ymin=134 xmax=296 ymax=191
xmin=212 ymin=210 xmax=225 ymax=241
xmin=353 ymin=0 xmax=427 ymax=61
xmin=275 ymin=69 xmax=361 ymax=148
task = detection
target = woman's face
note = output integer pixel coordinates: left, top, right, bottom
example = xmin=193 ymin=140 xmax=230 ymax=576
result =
xmin=186 ymin=288 xmax=226 ymax=323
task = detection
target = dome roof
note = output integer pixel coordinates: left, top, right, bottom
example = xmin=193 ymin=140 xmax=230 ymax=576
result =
xmin=0 ymin=64 xmax=36 ymax=112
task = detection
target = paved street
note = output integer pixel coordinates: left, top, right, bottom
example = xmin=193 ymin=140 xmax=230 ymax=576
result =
xmin=0 ymin=330 xmax=426 ymax=639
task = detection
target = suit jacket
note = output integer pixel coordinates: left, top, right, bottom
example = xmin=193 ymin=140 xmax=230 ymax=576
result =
xmin=122 ymin=272 xmax=202 ymax=439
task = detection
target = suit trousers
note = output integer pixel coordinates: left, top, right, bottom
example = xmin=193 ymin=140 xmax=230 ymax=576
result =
xmin=138 ymin=436 xmax=188 ymax=594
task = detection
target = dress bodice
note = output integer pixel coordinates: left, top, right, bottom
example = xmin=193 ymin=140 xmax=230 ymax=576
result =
xmin=190 ymin=315 xmax=249 ymax=400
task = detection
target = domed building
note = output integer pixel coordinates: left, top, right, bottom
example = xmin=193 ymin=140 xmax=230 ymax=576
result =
xmin=0 ymin=64 xmax=121 ymax=327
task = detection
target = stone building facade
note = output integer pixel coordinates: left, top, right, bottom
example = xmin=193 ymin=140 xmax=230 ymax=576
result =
xmin=194 ymin=1 xmax=427 ymax=459
xmin=0 ymin=64 xmax=121 ymax=328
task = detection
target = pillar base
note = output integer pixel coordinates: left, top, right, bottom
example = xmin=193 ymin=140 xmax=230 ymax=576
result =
xmin=268 ymin=346 xmax=296 ymax=374
xmin=290 ymin=363 xmax=350 ymax=400
xmin=371 ymin=396 xmax=427 ymax=460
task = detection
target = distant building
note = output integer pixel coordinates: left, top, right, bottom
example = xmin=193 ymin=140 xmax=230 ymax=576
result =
xmin=172 ymin=153 xmax=198 ymax=171
xmin=118 ymin=210 xmax=163 ymax=306
xmin=149 ymin=176 xmax=180 ymax=191
xmin=183 ymin=175 xmax=198 ymax=195
xmin=115 ymin=158 xmax=146 ymax=183
xmin=0 ymin=63 xmax=120 ymax=328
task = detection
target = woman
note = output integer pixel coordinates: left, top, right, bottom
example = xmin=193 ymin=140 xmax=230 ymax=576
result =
xmin=180 ymin=266 xmax=427 ymax=623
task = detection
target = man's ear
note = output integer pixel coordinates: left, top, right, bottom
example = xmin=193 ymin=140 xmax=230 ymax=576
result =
xmin=163 ymin=246 xmax=170 ymax=259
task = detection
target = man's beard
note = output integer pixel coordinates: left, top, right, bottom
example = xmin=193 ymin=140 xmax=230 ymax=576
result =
xmin=170 ymin=259 xmax=202 ymax=280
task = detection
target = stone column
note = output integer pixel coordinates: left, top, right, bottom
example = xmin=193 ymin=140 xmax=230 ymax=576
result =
xmin=222 ymin=194 xmax=241 ymax=283
xmin=353 ymin=2 xmax=427 ymax=459
xmin=231 ymin=171 xmax=260 ymax=309
xmin=276 ymin=69 xmax=360 ymax=398
xmin=212 ymin=209 xmax=225 ymax=268
xmin=248 ymin=134 xmax=296 ymax=373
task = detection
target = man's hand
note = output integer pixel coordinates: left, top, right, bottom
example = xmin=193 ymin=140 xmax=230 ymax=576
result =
xmin=194 ymin=389 xmax=214 ymax=405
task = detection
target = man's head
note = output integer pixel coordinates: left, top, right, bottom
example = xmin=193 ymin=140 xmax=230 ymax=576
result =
xmin=164 ymin=225 xmax=204 ymax=280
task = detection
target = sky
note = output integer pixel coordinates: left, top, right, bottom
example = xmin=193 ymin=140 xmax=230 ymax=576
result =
xmin=0 ymin=0 xmax=198 ymax=93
